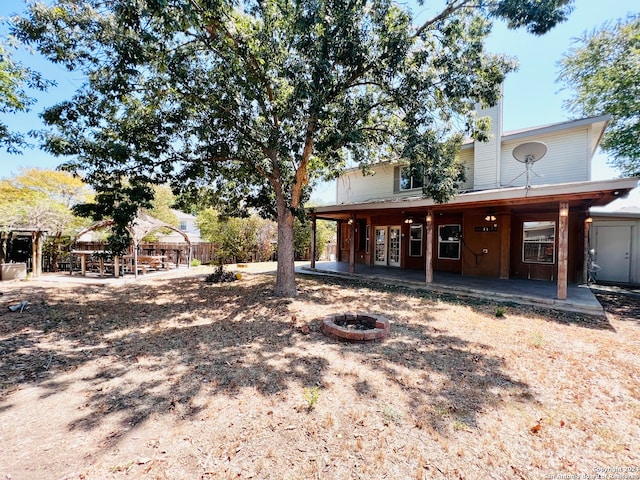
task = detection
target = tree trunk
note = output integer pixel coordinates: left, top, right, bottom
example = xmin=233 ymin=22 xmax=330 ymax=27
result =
xmin=274 ymin=194 xmax=297 ymax=297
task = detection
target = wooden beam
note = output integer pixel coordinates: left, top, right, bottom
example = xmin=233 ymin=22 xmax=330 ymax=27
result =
xmin=499 ymin=214 xmax=511 ymax=279
xmin=349 ymin=214 xmax=356 ymax=274
xmin=310 ymin=214 xmax=317 ymax=269
xmin=425 ymin=210 xmax=433 ymax=284
xmin=557 ymin=202 xmax=569 ymax=300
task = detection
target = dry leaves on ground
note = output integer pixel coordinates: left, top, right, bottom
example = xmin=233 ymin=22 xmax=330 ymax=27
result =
xmin=0 ymin=266 xmax=639 ymax=480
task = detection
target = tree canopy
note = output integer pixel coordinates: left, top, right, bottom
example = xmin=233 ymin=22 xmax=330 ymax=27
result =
xmin=13 ymin=0 xmax=573 ymax=296
xmin=0 ymin=167 xmax=93 ymax=232
xmin=558 ymin=14 xmax=640 ymax=176
xmin=0 ymin=168 xmax=93 ymax=270
xmin=0 ymin=26 xmax=53 ymax=153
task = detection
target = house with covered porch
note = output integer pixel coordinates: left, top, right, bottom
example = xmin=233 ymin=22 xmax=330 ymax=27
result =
xmin=309 ymin=99 xmax=638 ymax=301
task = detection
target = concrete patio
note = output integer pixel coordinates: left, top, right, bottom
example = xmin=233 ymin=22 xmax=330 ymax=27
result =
xmin=298 ymin=261 xmax=605 ymax=317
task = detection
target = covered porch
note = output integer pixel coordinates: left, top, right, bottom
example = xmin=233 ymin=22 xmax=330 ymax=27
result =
xmin=299 ymin=261 xmax=603 ymax=316
xmin=308 ymin=177 xmax=638 ymax=308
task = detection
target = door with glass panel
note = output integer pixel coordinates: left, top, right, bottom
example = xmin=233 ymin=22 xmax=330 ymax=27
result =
xmin=374 ymin=227 xmax=387 ymax=265
xmin=388 ymin=226 xmax=401 ymax=267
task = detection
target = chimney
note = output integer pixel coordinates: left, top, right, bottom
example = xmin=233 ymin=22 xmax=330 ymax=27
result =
xmin=473 ymin=88 xmax=503 ymax=190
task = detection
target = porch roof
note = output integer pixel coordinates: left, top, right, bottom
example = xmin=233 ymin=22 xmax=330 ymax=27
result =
xmin=312 ymin=177 xmax=639 ymax=220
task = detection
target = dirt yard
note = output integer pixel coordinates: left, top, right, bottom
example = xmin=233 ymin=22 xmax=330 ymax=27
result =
xmin=1 ymin=265 xmax=639 ymax=480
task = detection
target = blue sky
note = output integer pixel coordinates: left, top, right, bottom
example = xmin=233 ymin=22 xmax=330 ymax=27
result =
xmin=1 ymin=0 xmax=636 ymax=204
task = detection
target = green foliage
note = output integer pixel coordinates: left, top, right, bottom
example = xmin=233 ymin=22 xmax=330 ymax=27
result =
xmin=293 ymin=217 xmax=311 ymax=260
xmin=315 ymin=220 xmax=335 ymax=261
xmin=495 ymin=306 xmax=506 ymax=317
xmin=303 ymin=386 xmax=321 ymax=411
xmin=292 ymin=217 xmax=334 ymax=260
xmin=0 ymin=168 xmax=93 ymax=235
xmin=142 ymin=184 xmax=179 ymax=241
xmin=197 ymin=209 xmax=276 ymax=263
xmin=558 ymin=15 xmax=640 ymax=176
xmin=13 ymin=0 xmax=573 ymax=295
xmin=190 ymin=258 xmax=201 ymax=267
xmin=104 ymin=228 xmax=131 ymax=257
xmin=0 ymin=37 xmax=54 ymax=153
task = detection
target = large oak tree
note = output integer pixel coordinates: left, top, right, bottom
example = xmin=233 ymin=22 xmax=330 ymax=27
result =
xmin=14 ymin=0 xmax=572 ymax=296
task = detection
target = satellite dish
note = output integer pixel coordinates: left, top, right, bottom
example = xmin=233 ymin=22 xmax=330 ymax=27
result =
xmin=510 ymin=141 xmax=547 ymax=189
xmin=513 ymin=141 xmax=547 ymax=164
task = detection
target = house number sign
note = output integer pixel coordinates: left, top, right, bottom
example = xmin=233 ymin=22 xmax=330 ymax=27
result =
xmin=474 ymin=226 xmax=498 ymax=232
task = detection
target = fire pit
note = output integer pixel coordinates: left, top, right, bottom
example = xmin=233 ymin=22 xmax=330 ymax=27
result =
xmin=321 ymin=313 xmax=390 ymax=342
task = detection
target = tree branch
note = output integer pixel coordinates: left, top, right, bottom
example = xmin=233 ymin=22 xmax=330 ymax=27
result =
xmin=413 ymin=0 xmax=474 ymax=38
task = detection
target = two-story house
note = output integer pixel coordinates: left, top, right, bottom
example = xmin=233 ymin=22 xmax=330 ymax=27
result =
xmin=310 ymin=99 xmax=638 ymax=299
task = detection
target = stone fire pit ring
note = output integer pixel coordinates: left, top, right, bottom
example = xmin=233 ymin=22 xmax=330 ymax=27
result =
xmin=321 ymin=312 xmax=390 ymax=342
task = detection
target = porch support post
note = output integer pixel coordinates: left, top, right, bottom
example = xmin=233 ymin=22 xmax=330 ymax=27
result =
xmin=349 ymin=214 xmax=356 ymax=274
xmin=31 ymin=231 xmax=38 ymax=277
xmin=583 ymin=215 xmax=592 ymax=284
xmin=425 ymin=210 xmax=433 ymax=284
xmin=499 ymin=213 xmax=511 ymax=279
xmin=310 ymin=213 xmax=317 ymax=269
xmin=557 ymin=202 xmax=569 ymax=300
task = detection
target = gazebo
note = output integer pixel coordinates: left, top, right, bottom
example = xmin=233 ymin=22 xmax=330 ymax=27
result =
xmin=71 ymin=211 xmax=192 ymax=277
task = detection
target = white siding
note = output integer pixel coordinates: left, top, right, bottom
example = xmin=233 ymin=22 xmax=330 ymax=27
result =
xmin=459 ymin=148 xmax=474 ymax=191
xmin=473 ymin=101 xmax=503 ymax=190
xmin=500 ymin=128 xmax=590 ymax=188
xmin=336 ymin=164 xmax=396 ymax=204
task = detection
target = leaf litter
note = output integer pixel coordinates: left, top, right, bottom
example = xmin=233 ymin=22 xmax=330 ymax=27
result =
xmin=0 ymin=264 xmax=639 ymax=479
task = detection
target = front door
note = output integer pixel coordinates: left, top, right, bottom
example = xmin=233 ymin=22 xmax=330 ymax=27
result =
xmin=374 ymin=226 xmax=401 ymax=267
xmin=374 ymin=227 xmax=387 ymax=265
xmin=594 ymin=225 xmax=632 ymax=283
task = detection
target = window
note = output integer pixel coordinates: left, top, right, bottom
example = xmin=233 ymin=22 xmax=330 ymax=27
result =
xmin=400 ymin=166 xmax=424 ymax=191
xmin=179 ymin=221 xmax=187 ymax=231
xmin=438 ymin=224 xmax=461 ymax=260
xmin=522 ymin=221 xmax=555 ymax=264
xmin=409 ymin=224 xmax=423 ymax=257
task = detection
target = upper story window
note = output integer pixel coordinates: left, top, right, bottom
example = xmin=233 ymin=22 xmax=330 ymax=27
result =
xmin=394 ymin=165 xmax=425 ymax=193
xmin=400 ymin=166 xmax=424 ymax=190
xmin=179 ymin=221 xmax=188 ymax=231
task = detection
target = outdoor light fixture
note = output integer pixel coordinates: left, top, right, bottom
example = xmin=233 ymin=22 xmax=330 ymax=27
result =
xmin=586 ymin=217 xmax=593 ymax=224
xmin=484 ymin=208 xmax=497 ymax=222
xmin=404 ymin=217 xmax=414 ymax=224
xmin=347 ymin=218 xmax=354 ymax=225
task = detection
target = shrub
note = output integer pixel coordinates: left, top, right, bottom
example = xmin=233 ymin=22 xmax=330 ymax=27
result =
xmin=204 ymin=264 xmax=238 ymax=283
xmin=190 ymin=258 xmax=202 ymax=267
xmin=303 ymin=386 xmax=321 ymax=411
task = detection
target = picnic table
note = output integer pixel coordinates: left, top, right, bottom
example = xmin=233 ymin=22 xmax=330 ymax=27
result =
xmin=122 ymin=255 xmax=169 ymax=274
xmin=69 ymin=250 xmax=121 ymax=277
